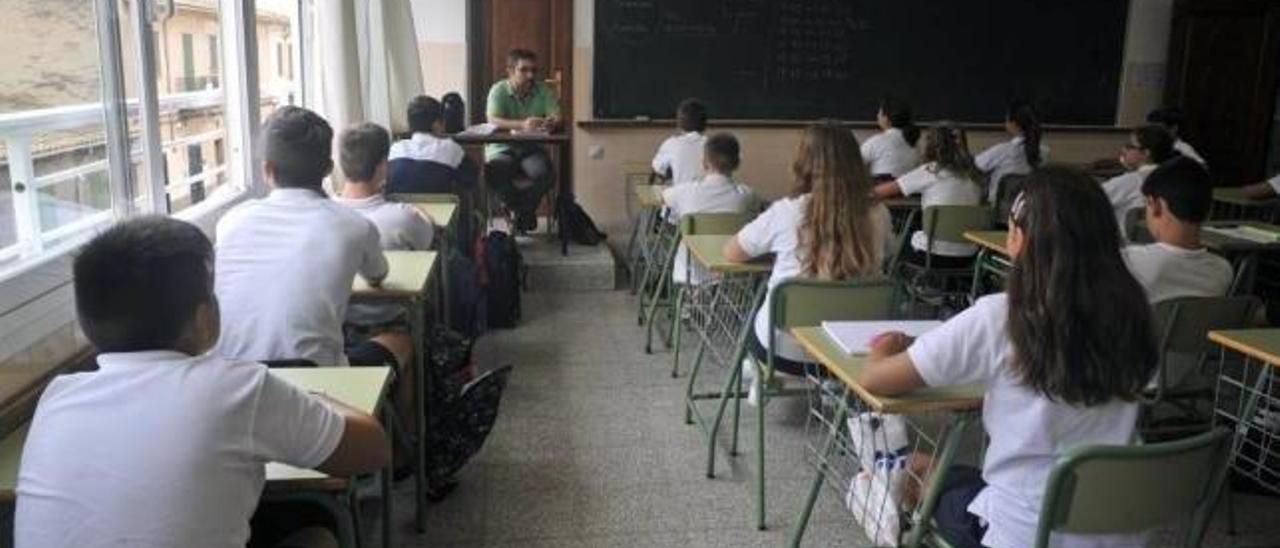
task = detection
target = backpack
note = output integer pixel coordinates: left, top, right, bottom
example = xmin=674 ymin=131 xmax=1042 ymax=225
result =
xmin=428 ymin=364 xmax=513 ymax=484
xmin=557 ymin=193 xmax=608 ymax=248
xmin=442 ymin=92 xmax=466 ymax=134
xmin=477 ymin=230 xmax=523 ymax=328
xmin=445 ymin=249 xmax=485 ymax=337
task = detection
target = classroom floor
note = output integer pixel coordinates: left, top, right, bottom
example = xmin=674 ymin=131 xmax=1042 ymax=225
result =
xmin=370 ymin=289 xmax=1280 ymax=548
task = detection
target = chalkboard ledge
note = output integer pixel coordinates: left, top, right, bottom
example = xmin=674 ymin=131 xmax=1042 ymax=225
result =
xmin=576 ymin=119 xmax=1129 ymax=134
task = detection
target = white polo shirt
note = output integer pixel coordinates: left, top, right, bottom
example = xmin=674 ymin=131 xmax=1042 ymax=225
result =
xmin=1103 ymin=164 xmax=1157 ymax=240
xmin=737 ymin=195 xmax=893 ymax=362
xmin=975 ymin=136 xmax=1051 ymax=202
xmin=1122 ymin=242 xmax=1233 ymax=304
xmin=860 ymin=128 xmax=921 ymax=178
xmin=908 ymin=294 xmax=1147 ymax=548
xmin=1174 ymin=139 xmax=1206 ymax=166
xmin=335 ymin=193 xmax=434 ymax=325
xmin=215 ymin=188 xmax=388 ymax=366
xmin=15 ymin=351 xmax=345 ymax=548
xmin=663 ymin=173 xmax=757 ymax=284
xmin=896 ymin=163 xmax=983 ymax=257
xmin=1268 ymin=173 xmax=1280 ymax=194
xmin=651 ymin=131 xmax=707 ymax=186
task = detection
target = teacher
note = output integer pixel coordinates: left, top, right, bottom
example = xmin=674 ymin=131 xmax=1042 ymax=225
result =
xmin=485 ymin=48 xmax=562 ymax=233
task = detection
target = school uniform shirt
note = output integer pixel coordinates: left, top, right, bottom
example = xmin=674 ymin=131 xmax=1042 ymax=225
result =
xmin=386 ymin=132 xmax=479 ymax=195
xmin=908 ymin=294 xmax=1147 ymax=548
xmin=974 ymin=136 xmax=1051 ymax=202
xmin=896 ymin=163 xmax=983 ymax=257
xmin=335 ymin=193 xmax=435 ymax=325
xmin=860 ymin=128 xmax=921 ymax=178
xmin=663 ymin=173 xmax=757 ymax=284
xmin=1174 ymin=139 xmax=1206 ymax=166
xmin=651 ymin=131 xmax=707 ymax=185
xmin=1122 ymin=242 xmax=1233 ymax=303
xmin=1102 ymin=164 xmax=1157 ymax=240
xmin=1268 ymin=173 xmax=1280 ymax=194
xmin=737 ymin=195 xmax=893 ymax=362
xmin=14 ymin=351 xmax=345 ymax=548
xmin=215 ymin=188 xmax=388 ymax=366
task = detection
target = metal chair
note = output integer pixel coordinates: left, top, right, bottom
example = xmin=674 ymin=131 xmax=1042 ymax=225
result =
xmin=890 ymin=205 xmax=992 ymax=315
xmin=1142 ymin=296 xmax=1259 ymax=440
xmin=668 ymin=212 xmax=755 ymax=375
xmin=1030 ymin=428 xmax=1232 ymax=548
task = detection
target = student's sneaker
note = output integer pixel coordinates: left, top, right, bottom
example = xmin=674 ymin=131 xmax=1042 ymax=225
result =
xmin=741 ymin=358 xmax=782 ymax=407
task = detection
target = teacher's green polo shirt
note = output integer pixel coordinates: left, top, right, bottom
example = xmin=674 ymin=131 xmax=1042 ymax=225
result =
xmin=484 ymin=80 xmax=561 ymax=159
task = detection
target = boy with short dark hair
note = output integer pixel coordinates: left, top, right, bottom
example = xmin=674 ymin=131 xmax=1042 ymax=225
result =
xmin=15 ymin=217 xmax=389 ymax=548
xmin=1122 ymin=156 xmax=1233 ymax=303
xmin=1147 ymin=106 xmax=1206 ymax=166
xmin=214 ymin=106 xmax=409 ymax=370
xmin=386 ymin=95 xmax=478 ymax=195
xmin=651 ymin=98 xmax=709 ymax=185
xmin=662 ymin=132 xmax=757 ymax=284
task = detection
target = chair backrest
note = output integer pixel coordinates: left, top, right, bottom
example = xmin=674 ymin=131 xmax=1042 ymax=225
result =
xmin=768 ymin=278 xmax=897 ymax=333
xmin=679 ymin=212 xmax=753 ymax=236
xmin=922 ymin=205 xmax=992 ymax=246
xmin=1153 ymin=296 xmax=1258 ymax=357
xmin=1034 ymin=428 xmax=1232 ymax=547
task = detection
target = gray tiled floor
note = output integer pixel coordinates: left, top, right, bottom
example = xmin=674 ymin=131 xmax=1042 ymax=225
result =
xmin=371 ymin=290 xmax=1280 ymax=548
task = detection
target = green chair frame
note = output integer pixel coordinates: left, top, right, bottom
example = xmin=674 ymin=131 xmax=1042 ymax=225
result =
xmin=1033 ymin=428 xmax=1232 ymax=548
xmin=890 ymin=205 xmax=992 ymax=314
xmin=667 ymin=212 xmax=755 ymax=376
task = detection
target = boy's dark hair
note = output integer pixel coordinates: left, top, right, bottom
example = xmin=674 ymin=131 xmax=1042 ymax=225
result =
xmin=262 ymin=106 xmax=334 ymax=188
xmin=339 ymin=123 xmax=392 ymax=183
xmin=1134 ymin=124 xmax=1178 ymax=163
xmin=74 ymin=217 xmax=214 ymax=353
xmin=407 ymin=95 xmax=443 ymax=134
xmin=704 ymin=132 xmax=741 ymax=174
xmin=1006 ymin=166 xmax=1156 ymax=406
xmin=1146 ymin=106 xmax=1184 ymax=130
xmin=1142 ymin=155 xmax=1213 ymax=223
xmin=677 ymin=98 xmax=708 ymax=133
xmin=507 ymin=48 xmax=537 ymax=68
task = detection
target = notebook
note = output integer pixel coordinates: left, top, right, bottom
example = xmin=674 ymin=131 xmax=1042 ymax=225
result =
xmin=1206 ymin=225 xmax=1280 ymax=244
xmin=821 ymin=321 xmax=943 ymax=355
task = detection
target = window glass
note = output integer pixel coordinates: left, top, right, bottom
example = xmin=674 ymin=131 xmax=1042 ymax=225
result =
xmin=257 ymin=0 xmax=302 ymax=116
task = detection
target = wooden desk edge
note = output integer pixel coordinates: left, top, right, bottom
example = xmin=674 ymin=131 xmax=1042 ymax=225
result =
xmin=792 ymin=328 xmax=983 ymax=414
xmin=1208 ymin=330 xmax=1280 ymax=367
xmin=683 ymin=236 xmax=772 ymax=274
xmin=963 ymin=231 xmax=1009 ymax=255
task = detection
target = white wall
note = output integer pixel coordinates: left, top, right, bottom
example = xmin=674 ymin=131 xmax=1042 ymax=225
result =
xmin=410 ymin=0 xmax=468 ymax=100
xmin=1117 ymin=0 xmax=1175 ymax=125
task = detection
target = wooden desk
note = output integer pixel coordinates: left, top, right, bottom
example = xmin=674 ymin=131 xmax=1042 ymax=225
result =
xmin=1203 ymin=222 xmax=1280 ymax=295
xmin=1212 ymin=188 xmax=1279 ymax=222
xmin=351 ymin=250 xmax=436 ymax=532
xmin=0 ymin=367 xmax=393 ymax=548
xmin=635 ymin=184 xmax=666 ymax=209
xmin=454 ymin=131 xmax=573 ymax=254
xmin=390 ymin=194 xmax=460 ymax=327
xmin=684 ymin=234 xmax=773 ymax=274
xmin=1207 ymin=329 xmax=1280 ymax=498
xmin=964 ymin=230 xmax=1013 ymax=302
xmin=963 ymin=230 xmax=1010 ymax=257
xmin=788 ymin=327 xmax=982 ymax=547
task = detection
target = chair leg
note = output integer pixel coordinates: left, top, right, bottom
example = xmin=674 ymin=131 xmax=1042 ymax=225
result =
xmin=788 ymin=404 xmax=850 ymax=547
xmin=644 ymin=271 xmax=670 ymax=354
xmin=684 ymin=341 xmax=708 ymax=425
xmin=730 ymin=358 xmax=743 ymax=456
xmin=756 ymin=374 xmax=767 ymax=530
xmin=670 ymin=286 xmax=686 ymax=377
xmin=705 ymin=361 xmax=742 ymax=479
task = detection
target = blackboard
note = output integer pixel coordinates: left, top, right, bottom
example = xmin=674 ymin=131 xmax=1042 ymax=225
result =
xmin=593 ymin=0 xmax=1130 ymax=125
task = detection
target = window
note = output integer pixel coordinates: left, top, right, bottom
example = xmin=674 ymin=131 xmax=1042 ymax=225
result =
xmin=181 ymin=33 xmax=195 ymax=91
xmin=209 ymin=35 xmax=219 ymax=75
xmin=257 ymin=0 xmax=302 ymax=115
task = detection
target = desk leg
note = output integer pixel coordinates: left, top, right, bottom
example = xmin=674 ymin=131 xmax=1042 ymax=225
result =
xmin=559 ymin=142 xmax=571 ymax=256
xmin=903 ymin=414 xmax=976 ymax=548
xmin=439 ymin=223 xmax=452 ymax=328
xmin=788 ymin=401 xmax=851 ymax=548
xmin=969 ymin=248 xmax=989 ymax=305
xmin=411 ymin=296 xmax=427 ymax=533
xmin=381 ymin=408 xmax=394 ymax=548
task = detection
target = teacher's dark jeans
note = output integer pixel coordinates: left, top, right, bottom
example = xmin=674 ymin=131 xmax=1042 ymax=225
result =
xmin=486 ymin=147 xmax=554 ymax=225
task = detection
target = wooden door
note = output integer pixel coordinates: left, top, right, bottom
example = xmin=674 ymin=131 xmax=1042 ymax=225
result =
xmin=468 ymin=0 xmax=574 ymax=125
xmin=1166 ymin=0 xmax=1280 ymax=184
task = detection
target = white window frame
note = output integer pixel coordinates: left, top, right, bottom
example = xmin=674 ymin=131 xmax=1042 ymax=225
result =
xmin=0 ymin=0 xmax=279 ymax=365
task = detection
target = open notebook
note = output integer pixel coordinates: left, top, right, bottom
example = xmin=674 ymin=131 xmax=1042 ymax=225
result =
xmin=1205 ymin=224 xmax=1280 ymax=243
xmin=821 ymin=321 xmax=943 ymax=355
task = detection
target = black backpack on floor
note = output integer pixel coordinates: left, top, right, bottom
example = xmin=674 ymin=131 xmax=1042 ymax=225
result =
xmin=478 ymin=230 xmax=523 ymax=329
xmin=557 ymin=193 xmax=607 ymax=248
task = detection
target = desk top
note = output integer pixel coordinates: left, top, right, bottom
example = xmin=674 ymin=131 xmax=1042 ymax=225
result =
xmin=388 ymin=193 xmax=459 ymax=228
xmin=883 ymin=196 xmax=922 ymax=209
xmin=792 ymin=327 xmax=983 ymax=414
xmin=0 ymin=367 xmax=392 ymax=501
xmin=683 ymin=234 xmax=773 ymax=274
xmin=453 ymin=131 xmax=570 ymax=145
xmin=1213 ymin=188 xmax=1280 ymax=208
xmin=963 ymin=230 xmax=1011 ymax=257
xmin=1202 ymin=221 xmax=1280 ymax=252
xmin=352 ymin=250 xmax=437 ymax=298
xmin=1208 ymin=329 xmax=1280 ymax=368
xmin=635 ymin=184 xmax=666 ymax=208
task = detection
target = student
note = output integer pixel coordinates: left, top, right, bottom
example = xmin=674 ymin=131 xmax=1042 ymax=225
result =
xmin=651 ymin=98 xmax=709 ymax=185
xmin=1103 ymin=125 xmax=1177 ymax=239
xmin=663 ymin=132 xmax=757 ymax=285
xmin=860 ymin=96 xmax=922 ymax=180
xmin=873 ymin=122 xmax=983 ymax=266
xmin=386 ymin=95 xmax=479 ymax=195
xmin=1122 ymin=156 xmax=1233 ymax=303
xmin=1147 ymin=106 xmax=1206 ymax=166
xmin=15 ymin=217 xmax=390 ymax=548
xmin=1240 ymin=172 xmax=1280 ymax=200
xmin=724 ymin=122 xmax=893 ymax=381
xmin=214 ymin=106 xmax=410 ymax=371
xmin=338 ymin=122 xmax=435 ymax=253
xmin=860 ymin=167 xmax=1157 ymax=548
xmin=975 ymin=100 xmax=1048 ymax=202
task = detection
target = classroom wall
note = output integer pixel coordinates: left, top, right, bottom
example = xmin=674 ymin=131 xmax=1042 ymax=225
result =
xmin=568 ymin=0 xmax=1166 ymax=242
xmin=411 ymin=0 xmax=468 ymax=101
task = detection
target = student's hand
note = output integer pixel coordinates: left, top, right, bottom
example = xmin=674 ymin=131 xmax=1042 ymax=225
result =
xmin=868 ymin=331 xmax=912 ymax=359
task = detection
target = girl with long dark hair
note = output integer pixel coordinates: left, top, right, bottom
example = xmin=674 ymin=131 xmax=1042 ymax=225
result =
xmin=861 ymin=96 xmax=923 ymax=180
xmin=975 ymin=100 xmax=1048 ymax=202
